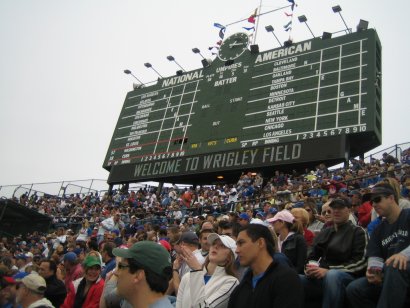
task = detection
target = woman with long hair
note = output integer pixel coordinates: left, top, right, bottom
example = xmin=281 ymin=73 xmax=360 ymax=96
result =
xmin=176 ymin=234 xmax=239 ymax=308
xmin=267 ymin=210 xmax=307 ymax=274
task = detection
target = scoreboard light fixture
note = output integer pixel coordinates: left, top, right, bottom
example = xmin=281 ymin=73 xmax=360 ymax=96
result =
xmin=357 ymin=19 xmax=369 ymax=32
xmin=250 ymin=44 xmax=259 ymax=54
xmin=123 ymin=69 xmax=144 ymax=84
xmin=192 ymin=48 xmax=211 ymax=67
xmin=167 ymin=55 xmax=186 ymax=72
xmin=322 ymin=32 xmax=332 ymax=40
xmin=265 ymin=25 xmax=282 ymax=47
xmin=332 ymin=5 xmax=351 ymax=34
xmin=284 ymin=39 xmax=293 ymax=47
xmin=298 ymin=15 xmax=315 ymax=38
xmin=144 ymin=62 xmax=163 ymax=78
xmin=332 ymin=5 xmax=342 ymax=13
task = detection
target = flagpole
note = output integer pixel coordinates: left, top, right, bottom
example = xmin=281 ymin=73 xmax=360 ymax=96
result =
xmin=253 ymin=0 xmax=263 ymax=45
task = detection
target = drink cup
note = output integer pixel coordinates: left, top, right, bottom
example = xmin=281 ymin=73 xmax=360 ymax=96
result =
xmin=307 ymin=260 xmax=320 ymax=268
xmin=368 ymin=257 xmax=384 ymax=275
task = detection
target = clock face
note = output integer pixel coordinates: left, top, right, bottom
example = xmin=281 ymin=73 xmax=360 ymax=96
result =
xmin=218 ymin=33 xmax=250 ymax=61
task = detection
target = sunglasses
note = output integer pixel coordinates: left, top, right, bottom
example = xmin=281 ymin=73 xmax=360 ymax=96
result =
xmin=117 ymin=263 xmax=131 ymax=270
xmin=370 ymin=195 xmax=388 ymax=205
xmin=321 ymin=210 xmax=332 ymax=215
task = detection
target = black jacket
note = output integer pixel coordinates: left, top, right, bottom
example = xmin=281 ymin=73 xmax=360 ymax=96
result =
xmin=307 ymin=221 xmax=368 ymax=276
xmin=45 ymin=274 xmax=67 ymax=308
xmin=281 ymin=233 xmax=307 ymax=274
xmin=227 ymin=260 xmax=304 ymax=308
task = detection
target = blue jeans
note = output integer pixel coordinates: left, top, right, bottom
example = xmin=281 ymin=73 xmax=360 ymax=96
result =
xmin=346 ymin=264 xmax=410 ymax=308
xmin=299 ymin=269 xmax=355 ymax=308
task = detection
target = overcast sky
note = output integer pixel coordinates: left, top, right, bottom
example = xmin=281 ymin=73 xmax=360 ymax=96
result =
xmin=1 ymin=0 xmax=408 ymax=188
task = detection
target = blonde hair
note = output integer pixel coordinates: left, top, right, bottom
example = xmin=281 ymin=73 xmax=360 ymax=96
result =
xmin=290 ymin=208 xmax=309 ymax=228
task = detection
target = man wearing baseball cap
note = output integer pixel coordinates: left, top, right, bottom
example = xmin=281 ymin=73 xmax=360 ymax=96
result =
xmin=113 ymin=241 xmax=174 ymax=307
xmin=300 ymin=198 xmax=368 ymax=308
xmin=16 ymin=273 xmax=54 ymax=308
xmin=347 ymin=182 xmax=410 ymax=307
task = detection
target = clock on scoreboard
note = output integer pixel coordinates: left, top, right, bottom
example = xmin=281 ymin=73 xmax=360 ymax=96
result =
xmin=103 ymin=29 xmax=381 ymax=184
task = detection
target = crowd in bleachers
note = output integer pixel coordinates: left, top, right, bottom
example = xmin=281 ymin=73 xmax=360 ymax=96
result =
xmin=0 ymin=152 xmax=409 ymax=307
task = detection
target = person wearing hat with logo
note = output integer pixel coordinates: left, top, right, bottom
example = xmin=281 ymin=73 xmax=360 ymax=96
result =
xmin=112 ymin=241 xmax=174 ymax=308
xmin=347 ymin=182 xmax=410 ymax=308
xmin=267 ymin=210 xmax=307 ymax=274
xmin=176 ymin=234 xmax=239 ymax=308
xmin=61 ymin=255 xmax=104 ymax=308
xmin=15 ymin=273 xmax=54 ymax=308
xmin=299 ymin=198 xmax=368 ymax=308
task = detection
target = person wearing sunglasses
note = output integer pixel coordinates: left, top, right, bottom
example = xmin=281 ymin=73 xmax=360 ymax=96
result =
xmin=112 ymin=241 xmax=174 ymax=308
xmin=347 ymin=183 xmax=410 ymax=308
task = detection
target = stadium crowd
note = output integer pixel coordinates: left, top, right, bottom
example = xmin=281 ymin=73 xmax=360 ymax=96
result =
xmin=0 ymin=153 xmax=409 ymax=307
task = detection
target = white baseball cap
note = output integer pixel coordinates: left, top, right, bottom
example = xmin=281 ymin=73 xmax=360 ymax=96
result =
xmin=207 ymin=233 xmax=237 ymax=259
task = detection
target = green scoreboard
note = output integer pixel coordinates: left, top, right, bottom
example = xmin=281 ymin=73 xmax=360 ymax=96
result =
xmin=104 ymin=29 xmax=382 ymax=184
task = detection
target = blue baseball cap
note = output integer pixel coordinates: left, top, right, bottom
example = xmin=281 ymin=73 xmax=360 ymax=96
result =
xmin=239 ymin=213 xmax=250 ymax=221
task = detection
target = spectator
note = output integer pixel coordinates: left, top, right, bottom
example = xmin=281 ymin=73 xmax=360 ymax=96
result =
xmin=238 ymin=213 xmax=250 ymax=227
xmin=38 ymin=259 xmax=66 ymax=308
xmin=176 ymin=234 xmax=239 ymax=308
xmin=267 ymin=210 xmax=307 ymax=274
xmin=61 ymin=255 xmax=104 ymax=308
xmin=291 ymin=208 xmax=315 ymax=247
xmin=198 ymin=229 xmax=213 ymax=258
xmin=100 ymin=242 xmax=116 ymax=280
xmin=304 ymin=200 xmax=324 ymax=233
xmin=228 ymin=224 xmax=303 ymax=307
xmin=346 ymin=183 xmax=410 ymax=307
xmin=15 ymin=273 xmax=54 ymax=308
xmin=299 ymin=198 xmax=368 ymax=308
xmin=62 ymin=252 xmax=84 ymax=291
xmin=112 ymin=241 xmax=173 ymax=307
xmin=171 ymin=232 xmax=205 ymax=295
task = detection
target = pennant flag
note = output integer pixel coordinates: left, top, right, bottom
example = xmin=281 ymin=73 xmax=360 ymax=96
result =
xmin=216 ymin=40 xmax=222 ymax=46
xmin=243 ymin=26 xmax=255 ymax=31
xmin=287 ymin=0 xmax=296 ymax=11
xmin=219 ymin=28 xmax=226 ymax=39
xmin=283 ymin=21 xmax=292 ymax=29
xmin=248 ymin=15 xmax=256 ymax=24
xmin=285 ymin=27 xmax=292 ymax=32
xmin=285 ymin=12 xmax=293 ymax=17
xmin=213 ymin=23 xmax=225 ymax=29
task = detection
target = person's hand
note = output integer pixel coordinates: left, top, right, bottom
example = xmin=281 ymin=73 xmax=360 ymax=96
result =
xmin=180 ymin=246 xmax=202 ymax=271
xmin=173 ymin=255 xmax=182 ymax=271
xmin=366 ymin=268 xmax=383 ymax=285
xmin=315 ymin=214 xmax=326 ymax=223
xmin=385 ymin=253 xmax=408 ymax=270
xmin=305 ymin=266 xmax=328 ymax=279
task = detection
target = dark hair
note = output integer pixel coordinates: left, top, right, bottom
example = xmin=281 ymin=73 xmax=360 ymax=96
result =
xmin=240 ymin=224 xmax=275 ymax=256
xmin=127 ymin=258 xmax=171 ymax=293
xmin=87 ymin=239 xmax=99 ymax=251
xmin=102 ymin=242 xmax=115 ymax=258
xmin=221 ymin=222 xmax=241 ymax=238
xmin=40 ymin=259 xmax=57 ymax=275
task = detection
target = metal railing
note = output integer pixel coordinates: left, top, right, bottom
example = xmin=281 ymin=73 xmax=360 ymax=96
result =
xmin=1 ymin=142 xmax=409 ymax=200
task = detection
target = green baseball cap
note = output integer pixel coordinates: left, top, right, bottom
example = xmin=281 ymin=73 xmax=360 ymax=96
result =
xmin=113 ymin=241 xmax=171 ymax=276
xmin=83 ymin=255 xmax=101 ymax=268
